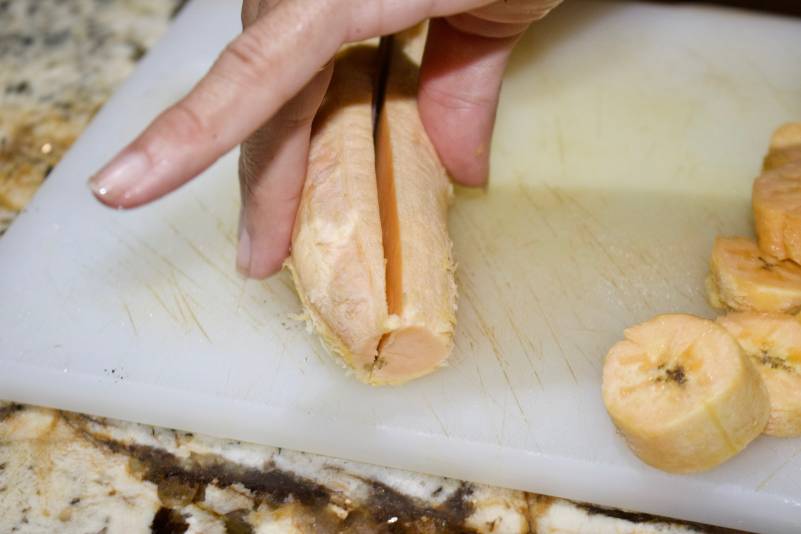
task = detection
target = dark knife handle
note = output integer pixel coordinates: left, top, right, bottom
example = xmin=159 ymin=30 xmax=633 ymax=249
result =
xmin=645 ymin=0 xmax=801 ymax=17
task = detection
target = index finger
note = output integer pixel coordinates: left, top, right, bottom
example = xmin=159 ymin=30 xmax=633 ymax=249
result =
xmin=89 ymin=0 xmax=493 ymax=209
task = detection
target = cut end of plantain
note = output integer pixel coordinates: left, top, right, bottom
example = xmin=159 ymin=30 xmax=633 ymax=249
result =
xmin=603 ymin=314 xmax=769 ymax=473
xmin=707 ymin=236 xmax=801 ymax=313
xmin=371 ymin=326 xmax=452 ymax=386
xmin=289 ymin=29 xmax=456 ymax=386
xmin=718 ymin=311 xmax=801 ymax=438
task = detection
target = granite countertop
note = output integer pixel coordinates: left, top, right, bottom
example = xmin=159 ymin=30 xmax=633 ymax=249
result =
xmin=0 ymin=1 xmax=740 ymax=532
xmin=0 ymin=0 xmax=184 ymax=233
xmin=1 ymin=402 xmax=726 ymax=534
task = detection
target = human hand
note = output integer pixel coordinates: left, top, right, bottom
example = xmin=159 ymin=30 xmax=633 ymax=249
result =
xmin=89 ymin=0 xmax=563 ymax=278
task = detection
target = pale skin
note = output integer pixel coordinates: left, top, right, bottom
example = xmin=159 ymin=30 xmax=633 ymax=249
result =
xmin=89 ymin=0 xmax=563 ymax=278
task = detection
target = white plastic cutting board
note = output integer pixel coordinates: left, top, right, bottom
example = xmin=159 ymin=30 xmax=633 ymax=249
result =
xmin=2 ymin=1 xmax=801 ymax=531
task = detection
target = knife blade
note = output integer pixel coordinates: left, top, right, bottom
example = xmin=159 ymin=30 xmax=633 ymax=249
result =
xmin=372 ymin=35 xmax=393 ymax=135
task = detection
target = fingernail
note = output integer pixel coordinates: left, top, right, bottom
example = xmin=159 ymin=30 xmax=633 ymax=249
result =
xmin=236 ymin=226 xmax=252 ymax=277
xmin=89 ymin=150 xmax=149 ymax=204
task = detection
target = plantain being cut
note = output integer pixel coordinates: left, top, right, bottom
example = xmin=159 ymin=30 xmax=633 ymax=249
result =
xmin=762 ymin=122 xmax=801 ymax=171
xmin=289 ymin=45 xmax=388 ymax=377
xmin=602 ymin=314 xmax=769 ymax=473
xmin=718 ymin=312 xmax=801 ymax=437
xmin=371 ymin=33 xmax=456 ymax=385
xmin=289 ymin=31 xmax=456 ymax=386
xmin=706 ymin=236 xmax=801 ymax=313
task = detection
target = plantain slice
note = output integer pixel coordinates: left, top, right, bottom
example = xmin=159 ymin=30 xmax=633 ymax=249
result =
xmin=753 ymin=162 xmax=801 ymax=264
xmin=718 ymin=311 xmax=801 ymax=437
xmin=603 ymin=314 xmax=769 ymax=473
xmin=706 ymin=236 xmax=801 ymax=313
xmin=763 ymin=122 xmax=801 ymax=171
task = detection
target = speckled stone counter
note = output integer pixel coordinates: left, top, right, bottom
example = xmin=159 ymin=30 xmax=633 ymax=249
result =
xmin=0 ymin=0 xmax=183 ymax=232
xmin=1 ymin=402 xmax=727 ymax=533
xmin=0 ymin=1 xmax=740 ymax=532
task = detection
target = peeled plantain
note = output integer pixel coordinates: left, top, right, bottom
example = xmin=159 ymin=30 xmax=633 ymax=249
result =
xmin=289 ymin=31 xmax=456 ymax=385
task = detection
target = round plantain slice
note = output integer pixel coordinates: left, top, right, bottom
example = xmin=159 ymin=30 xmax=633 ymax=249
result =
xmin=706 ymin=236 xmax=801 ymax=313
xmin=603 ymin=314 xmax=769 ymax=473
xmin=753 ymin=163 xmax=801 ymax=263
xmin=718 ymin=311 xmax=801 ymax=437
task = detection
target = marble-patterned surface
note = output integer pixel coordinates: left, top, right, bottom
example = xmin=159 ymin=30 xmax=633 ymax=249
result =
xmin=0 ymin=1 xmax=744 ymax=532
xmin=0 ymin=0 xmax=182 ymax=232
xmin=0 ymin=402 xmax=725 ymax=533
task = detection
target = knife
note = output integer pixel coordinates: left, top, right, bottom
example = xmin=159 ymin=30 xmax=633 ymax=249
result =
xmin=372 ymin=35 xmax=393 ymax=136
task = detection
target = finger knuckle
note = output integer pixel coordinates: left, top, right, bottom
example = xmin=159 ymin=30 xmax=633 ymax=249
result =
xmin=161 ymin=101 xmax=211 ymax=143
xmin=282 ymin=110 xmax=317 ymax=129
xmin=446 ymin=13 xmax=528 ymax=39
xmin=223 ymin=31 xmax=272 ymax=83
xmin=420 ymin=84 xmax=494 ymax=112
xmin=471 ymin=0 xmax=563 ymax=25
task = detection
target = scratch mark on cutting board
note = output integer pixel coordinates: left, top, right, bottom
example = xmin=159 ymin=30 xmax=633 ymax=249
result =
xmin=554 ymin=117 xmax=566 ymax=174
xmin=174 ymin=293 xmax=189 ymax=324
xmin=597 ymin=271 xmax=638 ymax=320
xmin=166 ymin=221 xmax=239 ymax=286
xmin=740 ymin=54 xmax=795 ymax=114
xmin=260 ymin=279 xmax=279 ymax=299
xmin=578 ymin=226 xmax=640 ymax=319
xmin=457 ymin=211 xmax=519 ymax=309
xmin=499 ymin=394 xmax=508 ymax=442
xmin=516 ymin=178 xmax=558 ymax=239
xmin=575 ymin=342 xmax=598 ymax=370
xmin=552 ymin=271 xmax=573 ymax=301
xmin=236 ymin=278 xmax=250 ymax=312
xmin=167 ymin=271 xmax=191 ymax=326
xmin=524 ymin=339 xmax=545 ymax=391
xmin=122 ymin=302 xmax=138 ymax=336
xmin=237 ymin=301 xmax=267 ymax=330
xmin=564 ymin=292 xmax=594 ymax=333
xmin=179 ymin=291 xmax=211 ymax=342
xmin=145 ymin=283 xmax=180 ymax=323
xmin=530 ymin=288 xmax=578 ymax=385
xmin=187 ymin=239 xmax=238 ymax=286
xmin=636 ymin=246 xmax=694 ymax=303
xmin=113 ymin=231 xmax=169 ymax=279
xmin=475 ymin=364 xmax=499 ymax=408
xmin=184 ymin=291 xmax=205 ymax=311
xmin=756 ymin=444 xmax=801 ymax=491
xmin=506 ymin=308 xmax=545 ymax=392
xmin=546 ymin=185 xmax=603 ymax=229
xmin=462 ymin=285 xmax=529 ymax=424
xmin=126 ymin=232 xmax=200 ymax=289
xmin=578 ymin=223 xmax=628 ymax=280
xmin=506 ymin=309 xmax=527 ymax=350
xmin=191 ymin=194 xmax=237 ymax=247
xmin=424 ymin=398 xmax=450 ymax=438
